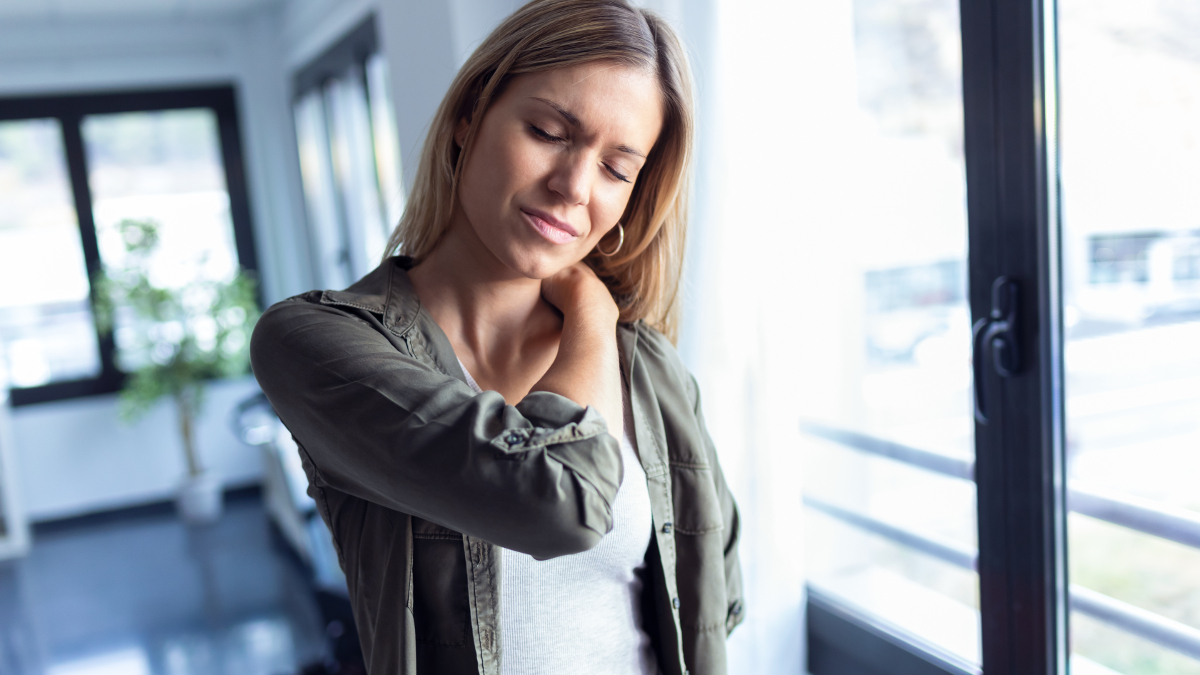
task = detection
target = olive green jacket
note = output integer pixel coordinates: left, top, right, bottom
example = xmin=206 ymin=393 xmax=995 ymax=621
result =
xmin=249 ymin=257 xmax=743 ymax=675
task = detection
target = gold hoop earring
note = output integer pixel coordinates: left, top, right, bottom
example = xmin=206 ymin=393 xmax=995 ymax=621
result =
xmin=597 ymin=223 xmax=624 ymax=257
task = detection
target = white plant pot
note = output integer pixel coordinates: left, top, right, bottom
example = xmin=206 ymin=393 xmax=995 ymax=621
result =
xmin=177 ymin=471 xmax=223 ymax=524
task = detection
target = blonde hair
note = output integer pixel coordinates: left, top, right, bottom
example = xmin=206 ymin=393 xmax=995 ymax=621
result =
xmin=383 ymin=0 xmax=694 ymax=342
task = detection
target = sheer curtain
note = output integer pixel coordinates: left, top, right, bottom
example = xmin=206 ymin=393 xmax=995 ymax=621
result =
xmin=661 ymin=0 xmax=869 ymax=671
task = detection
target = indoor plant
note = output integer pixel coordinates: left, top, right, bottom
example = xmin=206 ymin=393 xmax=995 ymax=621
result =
xmin=94 ymin=218 xmax=259 ymax=524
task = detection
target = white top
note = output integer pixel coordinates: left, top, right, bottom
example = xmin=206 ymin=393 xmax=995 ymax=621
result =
xmin=457 ymin=361 xmax=658 ymax=675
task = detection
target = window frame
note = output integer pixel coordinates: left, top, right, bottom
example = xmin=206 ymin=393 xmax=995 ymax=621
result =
xmin=806 ymin=0 xmax=1068 ymax=673
xmin=0 ymin=86 xmax=259 ymax=407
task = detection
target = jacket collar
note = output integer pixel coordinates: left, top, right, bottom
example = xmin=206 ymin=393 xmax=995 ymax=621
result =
xmin=319 ymin=257 xmax=422 ymax=336
xmin=318 ymin=255 xmax=641 ymax=378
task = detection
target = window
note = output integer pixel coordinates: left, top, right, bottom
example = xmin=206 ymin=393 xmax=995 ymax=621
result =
xmin=800 ymin=0 xmax=980 ymax=670
xmin=804 ymin=0 xmax=1200 ymax=673
xmin=0 ymin=119 xmax=100 ymax=389
xmin=0 ymin=88 xmax=258 ymax=406
xmin=1061 ymin=1 xmax=1200 ymax=673
xmin=292 ymin=16 xmax=402 ymax=290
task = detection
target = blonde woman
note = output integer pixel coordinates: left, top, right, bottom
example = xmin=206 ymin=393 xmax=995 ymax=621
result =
xmin=251 ymin=1 xmax=742 ymax=673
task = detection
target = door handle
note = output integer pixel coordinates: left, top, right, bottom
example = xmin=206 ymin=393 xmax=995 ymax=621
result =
xmin=972 ymin=277 xmax=1020 ymax=424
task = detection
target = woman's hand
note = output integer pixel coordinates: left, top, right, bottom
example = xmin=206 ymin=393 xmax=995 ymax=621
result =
xmin=533 ymin=262 xmax=623 ymax=438
xmin=540 ymin=262 xmax=619 ymax=325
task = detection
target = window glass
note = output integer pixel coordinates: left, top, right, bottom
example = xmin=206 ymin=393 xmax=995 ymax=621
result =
xmin=293 ymin=92 xmax=352 ymax=290
xmin=0 ymin=119 xmax=101 ymax=388
xmin=366 ymin=53 xmax=404 ymax=229
xmin=82 ymin=109 xmax=239 ymax=371
xmin=801 ymin=0 xmax=979 ymax=664
xmin=325 ymin=69 xmax=389 ymax=276
xmin=1060 ymin=1 xmax=1200 ymax=673
xmin=292 ymin=29 xmax=404 ymax=291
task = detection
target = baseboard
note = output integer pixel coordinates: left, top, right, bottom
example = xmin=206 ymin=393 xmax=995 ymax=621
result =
xmin=32 ymin=483 xmax=262 ymax=536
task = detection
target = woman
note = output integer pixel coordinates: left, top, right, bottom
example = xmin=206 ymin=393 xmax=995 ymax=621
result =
xmin=251 ymin=1 xmax=742 ymax=673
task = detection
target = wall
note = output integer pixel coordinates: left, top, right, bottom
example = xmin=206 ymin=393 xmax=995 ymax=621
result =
xmin=0 ymin=8 xmax=307 ymax=521
xmin=10 ymin=378 xmax=262 ymax=521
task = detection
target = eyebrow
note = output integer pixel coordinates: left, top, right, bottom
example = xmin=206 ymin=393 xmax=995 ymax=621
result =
xmin=530 ymin=96 xmax=647 ymax=159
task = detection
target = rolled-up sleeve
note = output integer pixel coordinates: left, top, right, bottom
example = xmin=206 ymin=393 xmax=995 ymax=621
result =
xmin=250 ymin=298 xmax=622 ymax=560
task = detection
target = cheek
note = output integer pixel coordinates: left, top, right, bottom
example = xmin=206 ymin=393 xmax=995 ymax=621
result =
xmin=460 ymin=137 xmax=510 ymax=212
xmin=464 ymin=133 xmax=547 ymax=212
xmin=592 ymin=183 xmax=635 ymax=230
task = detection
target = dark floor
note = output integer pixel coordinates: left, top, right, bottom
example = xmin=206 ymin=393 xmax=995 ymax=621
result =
xmin=0 ymin=493 xmax=330 ymax=675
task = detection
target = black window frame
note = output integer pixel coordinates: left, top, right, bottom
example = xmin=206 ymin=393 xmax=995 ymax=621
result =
xmin=0 ymin=86 xmax=259 ymax=408
xmin=806 ymin=0 xmax=1067 ymax=673
xmin=293 ymin=15 xmax=379 ymax=98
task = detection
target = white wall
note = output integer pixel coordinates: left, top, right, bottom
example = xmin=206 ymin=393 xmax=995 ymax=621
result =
xmin=10 ymin=378 xmax=262 ymax=521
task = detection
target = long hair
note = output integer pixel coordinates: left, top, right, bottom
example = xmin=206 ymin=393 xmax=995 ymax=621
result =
xmin=382 ymin=0 xmax=694 ymax=342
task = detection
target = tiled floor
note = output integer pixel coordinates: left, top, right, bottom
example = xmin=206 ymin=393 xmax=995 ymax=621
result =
xmin=0 ymin=493 xmax=330 ymax=675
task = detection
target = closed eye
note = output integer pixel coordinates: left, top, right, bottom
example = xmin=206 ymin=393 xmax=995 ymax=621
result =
xmin=530 ymin=123 xmax=631 ymax=183
xmin=528 ymin=124 xmax=564 ymax=143
xmin=604 ymin=164 xmax=631 ymax=183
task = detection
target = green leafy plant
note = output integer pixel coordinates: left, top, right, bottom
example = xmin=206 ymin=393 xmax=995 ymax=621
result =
xmin=93 ymin=218 xmax=259 ymax=477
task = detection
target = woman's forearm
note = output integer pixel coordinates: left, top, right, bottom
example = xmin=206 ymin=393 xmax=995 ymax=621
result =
xmin=531 ymin=308 xmax=623 ymax=438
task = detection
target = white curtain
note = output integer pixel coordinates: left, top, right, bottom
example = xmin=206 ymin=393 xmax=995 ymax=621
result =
xmin=666 ymin=0 xmax=870 ymax=672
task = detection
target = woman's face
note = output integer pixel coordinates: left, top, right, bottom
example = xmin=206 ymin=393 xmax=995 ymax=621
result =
xmin=454 ymin=61 xmax=665 ymax=279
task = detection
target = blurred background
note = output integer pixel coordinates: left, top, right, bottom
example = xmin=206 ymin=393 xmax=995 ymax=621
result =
xmin=0 ymin=0 xmax=1197 ymax=674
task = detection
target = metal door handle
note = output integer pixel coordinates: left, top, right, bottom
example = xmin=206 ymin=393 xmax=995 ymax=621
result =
xmin=973 ymin=277 xmax=1020 ymax=424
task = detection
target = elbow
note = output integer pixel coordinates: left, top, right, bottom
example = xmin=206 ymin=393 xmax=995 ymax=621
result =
xmin=526 ymin=525 xmax=605 ymax=561
xmin=522 ymin=486 xmax=613 ymax=560
xmin=517 ymin=433 xmax=620 ymax=559
xmin=525 ymin=526 xmax=600 ymax=557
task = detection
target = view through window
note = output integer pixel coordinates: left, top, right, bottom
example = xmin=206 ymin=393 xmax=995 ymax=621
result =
xmin=84 ymin=109 xmax=240 ymax=372
xmin=0 ymin=119 xmax=99 ymax=389
xmin=800 ymin=0 xmax=979 ymax=665
xmin=0 ymin=89 xmax=256 ymax=405
xmin=1060 ymin=1 xmax=1200 ymax=673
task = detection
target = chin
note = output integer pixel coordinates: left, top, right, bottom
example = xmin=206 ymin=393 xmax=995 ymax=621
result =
xmin=507 ymin=248 xmax=576 ymax=280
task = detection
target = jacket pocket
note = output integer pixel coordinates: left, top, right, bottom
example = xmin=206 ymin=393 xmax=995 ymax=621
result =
xmin=670 ymin=463 xmax=725 ymax=535
xmin=411 ymin=517 xmax=470 ymax=647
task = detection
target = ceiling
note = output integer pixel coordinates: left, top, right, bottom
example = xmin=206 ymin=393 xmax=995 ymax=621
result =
xmin=0 ymin=0 xmax=283 ymax=21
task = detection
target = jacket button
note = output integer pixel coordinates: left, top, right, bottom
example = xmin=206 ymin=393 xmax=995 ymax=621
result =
xmin=672 ymin=597 xmax=681 ymax=609
xmin=505 ymin=433 xmax=522 ymax=445
xmin=662 ymin=522 xmax=673 ymax=534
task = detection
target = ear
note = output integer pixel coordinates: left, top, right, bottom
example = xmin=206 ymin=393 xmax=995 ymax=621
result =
xmin=453 ymin=116 xmax=471 ymax=149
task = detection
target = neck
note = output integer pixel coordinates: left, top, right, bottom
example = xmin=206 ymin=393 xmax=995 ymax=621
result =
xmin=408 ymin=219 xmax=559 ymax=367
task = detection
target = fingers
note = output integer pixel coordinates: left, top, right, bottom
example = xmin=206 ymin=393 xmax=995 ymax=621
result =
xmin=541 ymin=263 xmax=616 ymax=321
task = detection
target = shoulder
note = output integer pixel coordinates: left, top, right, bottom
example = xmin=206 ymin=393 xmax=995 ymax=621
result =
xmin=249 ymin=286 xmax=404 ymax=390
xmin=253 ymin=258 xmax=403 ymax=351
xmin=253 ymin=291 xmax=368 ymax=349
xmin=253 ymin=292 xmax=328 ymax=343
xmin=624 ymin=321 xmax=699 ymax=406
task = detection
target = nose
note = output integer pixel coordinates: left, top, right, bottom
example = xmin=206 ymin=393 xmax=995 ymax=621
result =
xmin=545 ymin=151 xmax=592 ymax=206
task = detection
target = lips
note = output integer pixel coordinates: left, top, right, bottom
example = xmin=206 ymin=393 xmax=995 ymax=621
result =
xmin=521 ymin=207 xmax=580 ymax=245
